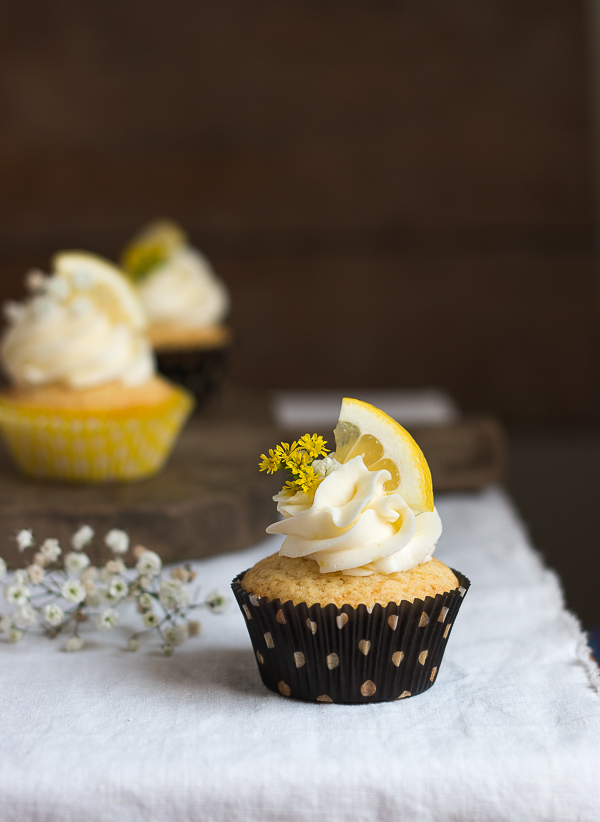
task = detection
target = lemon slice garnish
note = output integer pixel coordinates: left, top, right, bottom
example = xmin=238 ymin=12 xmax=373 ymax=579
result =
xmin=121 ymin=219 xmax=187 ymax=282
xmin=334 ymin=397 xmax=434 ymax=512
xmin=52 ymin=251 xmax=147 ymax=330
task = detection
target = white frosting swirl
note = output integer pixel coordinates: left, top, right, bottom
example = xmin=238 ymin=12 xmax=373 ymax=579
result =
xmin=266 ymin=456 xmax=442 ymax=575
xmin=138 ymin=247 xmax=229 ymax=328
xmin=1 ymin=283 xmax=154 ymax=390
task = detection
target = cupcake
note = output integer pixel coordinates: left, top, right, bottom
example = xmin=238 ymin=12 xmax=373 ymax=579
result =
xmin=121 ymin=220 xmax=232 ymax=406
xmin=232 ymin=398 xmax=469 ymax=703
xmin=0 ymin=252 xmax=193 ymax=482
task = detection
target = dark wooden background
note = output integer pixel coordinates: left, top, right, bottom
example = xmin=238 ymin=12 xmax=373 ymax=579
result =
xmin=0 ymin=0 xmax=597 ymax=422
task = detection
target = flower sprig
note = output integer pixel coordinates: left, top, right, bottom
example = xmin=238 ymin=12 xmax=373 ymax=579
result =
xmin=0 ymin=528 xmax=227 ymax=655
xmin=259 ymin=434 xmax=330 ymax=495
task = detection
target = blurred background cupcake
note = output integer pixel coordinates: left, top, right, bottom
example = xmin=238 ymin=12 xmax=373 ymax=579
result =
xmin=0 ymin=251 xmax=193 ymax=483
xmin=121 ymin=219 xmax=232 ymax=408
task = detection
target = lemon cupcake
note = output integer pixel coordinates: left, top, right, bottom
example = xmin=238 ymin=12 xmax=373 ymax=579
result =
xmin=232 ymin=398 xmax=469 ymax=703
xmin=0 ymin=252 xmax=193 ymax=482
xmin=121 ymin=220 xmax=231 ymax=406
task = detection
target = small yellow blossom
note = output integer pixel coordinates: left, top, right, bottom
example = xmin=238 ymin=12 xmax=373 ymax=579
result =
xmin=259 ymin=449 xmax=281 ymax=474
xmin=260 ymin=433 xmax=329 ymax=496
xmin=298 ymin=434 xmax=330 ymax=460
xmin=284 ymin=450 xmax=311 ymax=475
xmin=274 ymin=442 xmax=300 ymax=462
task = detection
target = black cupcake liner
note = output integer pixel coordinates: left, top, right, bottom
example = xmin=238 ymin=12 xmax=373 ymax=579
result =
xmin=155 ymin=345 xmax=231 ymax=408
xmin=232 ymin=568 xmax=470 ymax=703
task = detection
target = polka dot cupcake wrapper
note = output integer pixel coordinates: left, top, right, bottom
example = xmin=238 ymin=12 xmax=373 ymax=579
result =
xmin=232 ymin=569 xmax=470 ymax=704
xmin=0 ymin=386 xmax=193 ymax=483
xmin=155 ymin=346 xmax=231 ymax=408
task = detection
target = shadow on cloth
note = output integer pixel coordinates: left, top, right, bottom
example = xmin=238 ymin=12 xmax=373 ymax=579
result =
xmin=134 ymin=645 xmax=276 ymax=701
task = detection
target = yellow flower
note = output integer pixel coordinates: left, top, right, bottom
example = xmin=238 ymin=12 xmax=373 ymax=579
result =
xmin=258 ymin=449 xmax=281 ymax=474
xmin=297 ymin=434 xmax=329 ymax=460
xmin=295 ymin=465 xmax=322 ymax=494
xmin=274 ymin=441 xmax=300 ymax=462
xmin=281 ymin=479 xmax=302 ymax=496
xmin=284 ymin=450 xmax=310 ymax=475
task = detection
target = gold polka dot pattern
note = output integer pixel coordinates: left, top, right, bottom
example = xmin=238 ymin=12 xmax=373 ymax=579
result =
xmin=326 ymin=653 xmax=339 ymax=670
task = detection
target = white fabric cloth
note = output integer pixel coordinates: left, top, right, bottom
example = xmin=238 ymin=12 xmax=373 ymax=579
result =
xmin=0 ymin=488 xmax=599 ymax=822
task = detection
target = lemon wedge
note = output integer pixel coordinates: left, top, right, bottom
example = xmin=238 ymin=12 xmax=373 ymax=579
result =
xmin=52 ymin=251 xmax=147 ymax=330
xmin=121 ymin=219 xmax=187 ymax=281
xmin=333 ymin=397 xmax=434 ymax=512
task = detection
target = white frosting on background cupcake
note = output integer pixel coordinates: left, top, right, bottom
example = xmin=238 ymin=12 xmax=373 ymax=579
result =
xmin=1 ymin=255 xmax=154 ymax=389
xmin=137 ymin=247 xmax=229 ymax=330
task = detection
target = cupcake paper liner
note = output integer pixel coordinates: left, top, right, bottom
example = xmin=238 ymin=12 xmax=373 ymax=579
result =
xmin=0 ymin=386 xmax=193 ymax=483
xmin=232 ymin=569 xmax=470 ymax=704
xmin=155 ymin=346 xmax=231 ymax=408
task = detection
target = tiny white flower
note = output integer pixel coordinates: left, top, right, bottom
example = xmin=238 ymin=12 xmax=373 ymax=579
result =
xmin=312 ymin=456 xmax=342 ymax=478
xmin=44 ymin=603 xmax=64 ymax=626
xmin=40 ymin=538 xmax=61 ymax=563
xmin=5 ymin=583 xmax=30 ymax=605
xmin=8 ymin=628 xmax=23 ymax=643
xmin=71 ymin=525 xmax=94 ymax=551
xmin=206 ymin=588 xmax=229 ymax=614
xmin=13 ymin=569 xmax=29 ymax=585
xmin=80 ymin=566 xmax=98 ymax=584
xmin=127 ymin=637 xmax=141 ymax=652
xmin=159 ymin=579 xmax=189 ymax=610
xmin=164 ymin=623 xmax=189 ymax=647
xmin=26 ymin=564 xmax=45 ymax=585
xmin=32 ymin=552 xmax=45 ymax=566
xmin=105 ymin=529 xmax=129 ymax=555
xmin=136 ymin=550 xmax=162 ymax=577
xmin=65 ymin=552 xmax=90 ymax=574
xmin=142 ymin=611 xmax=158 ymax=628
xmin=14 ymin=603 xmax=37 ymax=628
xmin=61 ymin=579 xmax=86 ymax=604
xmin=0 ymin=614 xmax=11 ymax=633
xmin=0 ymin=558 xmax=6 ymax=579
xmin=97 ymin=608 xmax=119 ymax=631
xmin=15 ymin=529 xmax=34 ymax=552
xmin=64 ymin=635 xmax=83 ymax=652
xmin=138 ymin=593 xmax=153 ymax=610
xmin=107 ymin=577 xmax=127 ymax=601
xmin=105 ymin=558 xmax=126 ymax=576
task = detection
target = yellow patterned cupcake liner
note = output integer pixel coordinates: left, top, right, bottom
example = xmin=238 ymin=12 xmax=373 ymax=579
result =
xmin=0 ymin=386 xmax=193 ymax=483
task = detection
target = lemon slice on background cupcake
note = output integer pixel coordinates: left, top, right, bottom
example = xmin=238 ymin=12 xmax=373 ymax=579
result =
xmin=120 ymin=220 xmax=232 ymax=407
xmin=0 ymin=251 xmax=193 ymax=482
xmin=53 ymin=251 xmax=147 ymax=330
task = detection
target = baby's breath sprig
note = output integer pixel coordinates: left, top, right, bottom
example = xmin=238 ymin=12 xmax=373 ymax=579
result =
xmin=0 ymin=528 xmax=227 ymax=655
xmin=259 ymin=434 xmax=330 ymax=495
